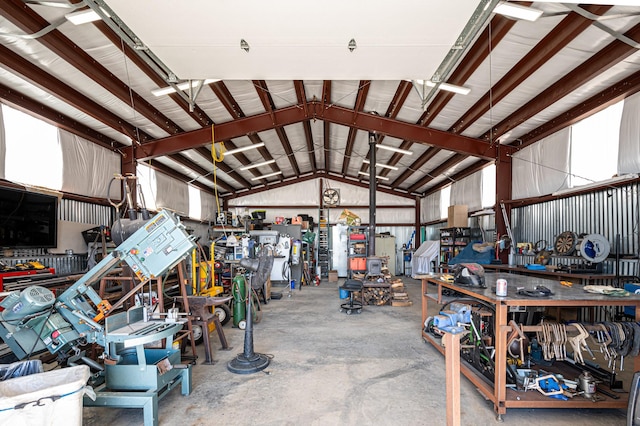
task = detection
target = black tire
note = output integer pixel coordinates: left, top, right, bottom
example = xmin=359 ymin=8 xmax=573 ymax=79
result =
xmin=214 ymin=304 xmax=231 ymax=326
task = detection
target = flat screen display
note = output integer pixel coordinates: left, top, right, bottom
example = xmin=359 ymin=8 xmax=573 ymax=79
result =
xmin=0 ymin=186 xmax=58 ymax=249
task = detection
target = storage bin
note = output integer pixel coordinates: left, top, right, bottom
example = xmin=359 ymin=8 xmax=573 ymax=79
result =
xmin=0 ymin=365 xmax=90 ymax=426
xmin=350 ymin=257 xmax=366 ymax=271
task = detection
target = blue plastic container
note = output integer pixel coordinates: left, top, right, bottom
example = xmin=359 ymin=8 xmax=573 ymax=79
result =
xmin=339 ymin=288 xmax=349 ymax=299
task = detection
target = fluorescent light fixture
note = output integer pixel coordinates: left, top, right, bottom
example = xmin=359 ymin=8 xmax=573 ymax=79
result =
xmin=223 ymin=142 xmax=265 ymax=156
xmin=376 ymin=144 xmax=413 ymax=156
xmin=152 ymin=79 xmax=221 ymax=97
xmin=424 ymin=80 xmax=471 ymax=96
xmin=251 ymin=171 xmax=282 ymax=181
xmin=494 ymin=2 xmax=543 ymax=22
xmin=65 ymin=9 xmax=101 ymax=25
xmin=362 ymin=159 xmax=398 ymax=171
xmin=240 ymin=159 xmax=276 ymax=171
xmin=358 ymin=171 xmax=389 ymax=181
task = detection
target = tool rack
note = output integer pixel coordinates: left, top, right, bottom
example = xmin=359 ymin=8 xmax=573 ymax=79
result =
xmin=420 ymin=272 xmax=640 ymax=419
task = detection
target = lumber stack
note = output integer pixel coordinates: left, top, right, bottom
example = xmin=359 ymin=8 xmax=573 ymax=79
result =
xmin=390 ymin=279 xmax=412 ymax=307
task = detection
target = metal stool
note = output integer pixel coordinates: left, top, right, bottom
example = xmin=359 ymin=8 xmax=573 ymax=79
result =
xmin=340 ymin=279 xmax=363 ymax=315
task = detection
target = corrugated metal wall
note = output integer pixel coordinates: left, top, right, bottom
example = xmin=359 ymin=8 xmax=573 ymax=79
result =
xmin=59 ymin=199 xmax=114 ymax=225
xmin=512 ymin=182 xmax=640 ymax=278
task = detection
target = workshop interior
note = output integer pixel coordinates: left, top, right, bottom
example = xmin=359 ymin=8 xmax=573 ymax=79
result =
xmin=1 ymin=0 xmax=640 ymax=424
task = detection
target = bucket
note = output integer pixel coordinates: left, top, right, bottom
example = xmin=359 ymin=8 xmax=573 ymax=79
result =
xmin=339 ymin=288 xmax=349 ymax=299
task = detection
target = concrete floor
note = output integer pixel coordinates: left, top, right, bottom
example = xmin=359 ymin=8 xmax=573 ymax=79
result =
xmin=82 ymin=278 xmax=629 ymax=425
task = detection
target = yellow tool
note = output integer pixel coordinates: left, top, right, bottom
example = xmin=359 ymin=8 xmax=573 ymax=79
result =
xmin=560 ymin=281 xmax=573 ymax=287
xmin=441 ymin=274 xmax=454 ymax=283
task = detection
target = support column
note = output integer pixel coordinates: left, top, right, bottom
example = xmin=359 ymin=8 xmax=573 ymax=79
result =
xmin=495 ymin=148 xmax=512 ymax=264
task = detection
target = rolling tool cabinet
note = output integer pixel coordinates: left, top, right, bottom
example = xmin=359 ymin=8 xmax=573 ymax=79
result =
xmin=420 ymin=272 xmax=640 ymax=419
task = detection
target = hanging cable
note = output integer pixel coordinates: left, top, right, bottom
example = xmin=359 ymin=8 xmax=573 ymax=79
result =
xmin=210 ymin=125 xmax=225 ymax=220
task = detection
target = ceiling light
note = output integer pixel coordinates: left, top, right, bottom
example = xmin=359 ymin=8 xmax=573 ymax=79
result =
xmin=494 ymin=2 xmax=543 ymax=22
xmin=152 ymin=79 xmax=221 ymax=97
xmin=358 ymin=171 xmax=389 ymax=181
xmin=362 ymin=159 xmax=398 ymax=171
xmin=240 ymin=159 xmax=276 ymax=171
xmin=251 ymin=171 xmax=282 ymax=181
xmin=424 ymin=80 xmax=471 ymax=95
xmin=376 ymin=144 xmax=413 ymax=156
xmin=348 ymin=39 xmax=357 ymax=52
xmin=240 ymin=39 xmax=250 ymax=52
xmin=224 ymin=142 xmax=265 ymax=156
xmin=65 ymin=9 xmax=101 ymax=25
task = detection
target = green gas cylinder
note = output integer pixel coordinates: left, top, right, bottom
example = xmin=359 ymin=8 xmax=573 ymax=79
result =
xmin=232 ymin=273 xmax=246 ymax=328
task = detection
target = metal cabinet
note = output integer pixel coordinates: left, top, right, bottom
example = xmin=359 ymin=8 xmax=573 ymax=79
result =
xmin=375 ymin=235 xmax=396 ymax=275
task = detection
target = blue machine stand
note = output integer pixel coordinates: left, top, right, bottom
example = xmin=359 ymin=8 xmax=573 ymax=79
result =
xmin=83 ymin=306 xmax=193 ymax=426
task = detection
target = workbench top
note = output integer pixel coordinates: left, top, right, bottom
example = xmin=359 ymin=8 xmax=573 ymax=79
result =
xmin=423 ymin=272 xmax=640 ymax=307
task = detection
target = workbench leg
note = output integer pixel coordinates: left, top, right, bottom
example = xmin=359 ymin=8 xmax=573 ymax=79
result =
xmin=494 ymin=302 xmax=508 ymax=419
xmin=444 ymin=332 xmax=461 ymax=426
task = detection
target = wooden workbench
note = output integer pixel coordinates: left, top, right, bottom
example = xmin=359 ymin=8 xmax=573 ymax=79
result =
xmin=419 ymin=272 xmax=640 ymax=419
xmin=481 ymin=263 xmax=615 ymax=285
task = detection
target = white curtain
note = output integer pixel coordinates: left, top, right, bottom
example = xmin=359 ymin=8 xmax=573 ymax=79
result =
xmin=450 ymin=170 xmax=482 ymax=211
xmin=511 ymin=127 xmax=571 ymax=199
xmin=200 ymin=192 xmax=218 ymax=221
xmin=59 ymin=130 xmax=120 ymax=199
xmin=422 ymin=192 xmax=441 ymax=222
xmin=155 ymin=172 xmax=189 ymax=216
xmin=618 ymin=92 xmax=640 ymax=175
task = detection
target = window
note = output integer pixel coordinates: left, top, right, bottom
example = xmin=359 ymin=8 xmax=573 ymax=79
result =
xmin=440 ymin=186 xmax=451 ymax=219
xmin=482 ymin=164 xmax=496 ymax=207
xmin=570 ymin=102 xmax=622 ymax=187
xmin=2 ymin=104 xmax=62 ymax=189
xmin=188 ymin=185 xmax=202 ymax=220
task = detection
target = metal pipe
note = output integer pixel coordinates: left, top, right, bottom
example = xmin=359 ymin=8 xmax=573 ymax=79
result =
xmin=369 ymin=131 xmax=377 ymax=255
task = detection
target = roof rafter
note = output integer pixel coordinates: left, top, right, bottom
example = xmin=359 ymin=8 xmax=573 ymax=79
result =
xmin=294 ymin=80 xmax=317 ymax=172
xmin=451 ymin=4 xmax=613 ymax=135
xmin=341 ymin=80 xmax=370 ymax=175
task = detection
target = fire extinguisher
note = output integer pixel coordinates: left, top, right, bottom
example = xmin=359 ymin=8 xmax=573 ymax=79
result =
xmin=292 ymin=239 xmax=301 ymax=265
xmin=232 ymin=273 xmax=246 ymax=328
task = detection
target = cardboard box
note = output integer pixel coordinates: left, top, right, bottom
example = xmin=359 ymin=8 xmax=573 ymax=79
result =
xmin=328 ymin=270 xmax=338 ymax=282
xmin=447 ymin=205 xmax=468 ymax=228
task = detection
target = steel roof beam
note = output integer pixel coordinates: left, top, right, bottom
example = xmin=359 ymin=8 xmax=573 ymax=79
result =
xmin=94 ymin=21 xmax=213 ymax=128
xmin=482 ymin=17 xmax=640 ymax=143
xmin=341 ymin=80 xmax=370 ymax=175
xmin=142 ymin=161 xmax=213 ymax=195
xmin=0 ymin=82 xmax=121 ymax=151
xmin=193 ymin=147 xmax=252 ymax=189
xmin=0 ymin=44 xmax=154 ymax=144
xmin=0 ymin=0 xmax=184 ymax=137
xmin=423 ymin=159 xmax=492 ymax=197
xmin=322 ymin=80 xmax=332 ymax=171
xmin=407 ymin=154 xmax=466 ymax=193
xmin=391 ymin=147 xmax=441 ymax=188
xmin=166 ymin=153 xmax=236 ymax=194
xmin=253 ymin=80 xmax=300 ymax=176
xmin=294 ymin=80 xmax=317 ymax=172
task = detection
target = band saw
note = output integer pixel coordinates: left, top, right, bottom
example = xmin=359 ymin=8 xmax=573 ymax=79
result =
xmin=0 ymin=209 xmax=196 ymax=425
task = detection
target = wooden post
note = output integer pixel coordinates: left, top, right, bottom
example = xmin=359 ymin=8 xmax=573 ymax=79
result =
xmin=444 ymin=332 xmax=461 ymax=426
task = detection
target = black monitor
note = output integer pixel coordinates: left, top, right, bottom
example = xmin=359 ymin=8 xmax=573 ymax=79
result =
xmin=0 ymin=186 xmax=58 ymax=249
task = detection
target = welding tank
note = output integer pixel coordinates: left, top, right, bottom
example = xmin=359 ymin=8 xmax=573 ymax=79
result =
xmin=232 ymin=274 xmax=246 ymax=328
xmin=111 ymin=218 xmax=148 ymax=245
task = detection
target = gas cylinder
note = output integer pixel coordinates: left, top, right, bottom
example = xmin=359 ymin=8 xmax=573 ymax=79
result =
xmin=292 ymin=239 xmax=302 ymax=265
xmin=232 ymin=273 xmax=246 ymax=328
